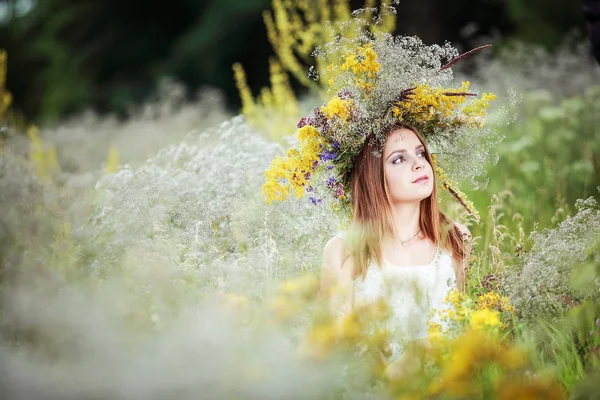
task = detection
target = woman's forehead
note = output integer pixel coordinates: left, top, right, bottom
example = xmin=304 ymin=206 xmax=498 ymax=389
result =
xmin=384 ymin=129 xmax=422 ymax=155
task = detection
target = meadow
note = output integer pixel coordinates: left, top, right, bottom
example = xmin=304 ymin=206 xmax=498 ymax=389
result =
xmin=1 ymin=3 xmax=600 ymax=399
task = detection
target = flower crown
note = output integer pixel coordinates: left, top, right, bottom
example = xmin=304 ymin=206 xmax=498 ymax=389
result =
xmin=262 ymin=31 xmax=497 ymax=222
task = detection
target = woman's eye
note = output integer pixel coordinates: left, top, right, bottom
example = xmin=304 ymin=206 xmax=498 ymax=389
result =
xmin=393 ymin=156 xmax=405 ymax=164
xmin=418 ymin=151 xmax=426 ymax=158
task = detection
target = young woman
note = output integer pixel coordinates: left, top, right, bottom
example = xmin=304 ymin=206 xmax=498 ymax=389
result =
xmin=261 ymin=30 xmax=492 ymax=372
xmin=319 ymin=122 xmax=472 ymax=364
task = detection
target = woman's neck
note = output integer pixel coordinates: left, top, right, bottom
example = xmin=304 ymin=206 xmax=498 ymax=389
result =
xmin=389 ymin=201 xmax=421 ymax=241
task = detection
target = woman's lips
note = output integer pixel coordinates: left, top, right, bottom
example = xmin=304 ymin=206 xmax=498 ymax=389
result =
xmin=412 ymin=175 xmax=429 ymax=184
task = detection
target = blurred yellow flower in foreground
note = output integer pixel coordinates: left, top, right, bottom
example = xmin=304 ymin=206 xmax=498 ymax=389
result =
xmin=270 ymin=274 xmax=320 ymax=322
xmin=425 ymin=329 xmax=530 ymax=398
xmin=469 ymin=308 xmax=501 ymax=330
xmin=494 ymin=376 xmax=564 ymax=400
xmin=279 ymin=274 xmax=320 ymax=297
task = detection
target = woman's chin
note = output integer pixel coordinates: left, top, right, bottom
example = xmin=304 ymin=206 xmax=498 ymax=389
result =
xmin=390 ymin=191 xmax=433 ymax=204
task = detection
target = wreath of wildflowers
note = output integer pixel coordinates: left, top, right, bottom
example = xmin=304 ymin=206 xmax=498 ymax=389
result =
xmin=262 ymin=18 xmax=497 ymax=223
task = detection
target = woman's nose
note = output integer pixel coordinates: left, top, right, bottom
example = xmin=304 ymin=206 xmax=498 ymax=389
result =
xmin=412 ymin=156 xmax=425 ymax=170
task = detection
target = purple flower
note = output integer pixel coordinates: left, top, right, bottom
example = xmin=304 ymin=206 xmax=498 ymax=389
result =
xmin=296 ymin=117 xmax=308 ymax=129
xmin=311 ymin=107 xmax=327 ymax=128
xmin=327 ymin=176 xmax=336 ymax=188
xmin=297 ymin=117 xmax=307 ymax=129
xmin=334 ymin=184 xmax=345 ymax=198
xmin=309 ymin=196 xmax=322 ymax=205
xmin=319 ymin=149 xmax=338 ymax=162
xmin=333 ymin=141 xmax=340 ymax=148
xmin=337 ymin=88 xmax=353 ymax=100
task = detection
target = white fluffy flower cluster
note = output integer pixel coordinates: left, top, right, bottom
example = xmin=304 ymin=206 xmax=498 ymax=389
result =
xmin=89 ymin=116 xmax=338 ymax=294
xmin=504 ymin=192 xmax=600 ymax=323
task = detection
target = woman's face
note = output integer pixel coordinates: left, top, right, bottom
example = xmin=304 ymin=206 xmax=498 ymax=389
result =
xmin=383 ymin=128 xmax=434 ymax=204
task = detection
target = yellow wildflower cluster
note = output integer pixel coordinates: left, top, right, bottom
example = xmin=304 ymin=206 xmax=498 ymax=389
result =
xmin=394 ymin=82 xmax=471 ymax=122
xmin=262 ymin=0 xmax=395 ymax=90
xmin=431 ymin=289 xmax=512 ymax=338
xmin=321 ymin=96 xmax=353 ymax=121
xmin=423 ymin=330 xmax=557 ymax=399
xmin=270 ymin=274 xmax=320 ymax=321
xmin=341 ymin=45 xmax=380 ymax=77
xmin=27 ymin=126 xmax=60 ymax=181
xmin=339 ymin=44 xmax=380 ymax=92
xmin=469 ymin=308 xmax=501 ymax=330
xmin=234 ymin=0 xmax=397 ymax=139
xmin=0 ymin=50 xmax=11 ymax=122
xmin=233 ymin=59 xmax=299 ymax=141
xmin=262 ymin=125 xmax=322 ymax=203
xmin=477 ymin=290 xmax=515 ymax=314
xmin=298 ymin=299 xmax=390 ymax=366
xmin=393 ymin=320 xmax=561 ymax=399
xmin=462 ymin=92 xmax=498 ymax=118
xmin=393 ymin=82 xmax=496 ymax=130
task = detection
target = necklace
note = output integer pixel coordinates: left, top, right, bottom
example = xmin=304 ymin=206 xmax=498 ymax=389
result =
xmin=399 ymin=228 xmax=421 ymax=247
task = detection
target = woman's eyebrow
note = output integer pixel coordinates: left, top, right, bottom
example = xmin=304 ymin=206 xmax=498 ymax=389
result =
xmin=386 ymin=145 xmax=425 ymax=160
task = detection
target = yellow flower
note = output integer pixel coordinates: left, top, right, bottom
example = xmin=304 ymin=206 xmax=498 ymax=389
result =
xmin=297 ymin=125 xmax=320 ymax=141
xmin=469 ymin=309 xmax=501 ymax=330
xmin=300 ymin=312 xmax=363 ymax=360
xmin=271 ymin=294 xmax=300 ymax=321
xmin=427 ymin=329 xmax=533 ymax=398
xmin=477 ymin=291 xmax=501 ymax=310
xmin=477 ymin=292 xmax=515 ymax=317
xmin=445 ymin=288 xmax=465 ymax=309
xmin=328 ymin=78 xmax=334 ymax=86
xmin=495 ymin=377 xmax=564 ymax=400
xmin=261 ymin=124 xmax=323 ymax=204
xmin=462 ymin=92 xmax=497 ymax=117
xmin=279 ymin=274 xmax=319 ymax=297
xmin=321 ymin=96 xmax=353 ymax=121
xmin=398 ymin=83 xmax=472 ymax=123
xmin=341 ymin=54 xmax=357 ymax=71
xmin=340 ymin=45 xmax=380 ymax=79
xmin=428 ymin=322 xmax=445 ymax=347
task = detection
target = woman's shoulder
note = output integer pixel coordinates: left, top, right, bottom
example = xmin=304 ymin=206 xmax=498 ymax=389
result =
xmin=322 ymin=232 xmax=355 ymax=273
xmin=322 ymin=232 xmax=347 ymax=263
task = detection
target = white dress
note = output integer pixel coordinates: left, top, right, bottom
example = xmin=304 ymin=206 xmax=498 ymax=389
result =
xmin=349 ymin=238 xmax=457 ymax=361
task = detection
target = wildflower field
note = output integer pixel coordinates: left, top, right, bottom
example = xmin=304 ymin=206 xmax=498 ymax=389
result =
xmin=1 ymin=2 xmax=600 ymax=399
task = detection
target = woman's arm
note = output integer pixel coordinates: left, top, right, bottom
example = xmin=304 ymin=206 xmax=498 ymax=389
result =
xmin=453 ymin=222 xmax=472 ymax=292
xmin=320 ymin=237 xmax=355 ymax=317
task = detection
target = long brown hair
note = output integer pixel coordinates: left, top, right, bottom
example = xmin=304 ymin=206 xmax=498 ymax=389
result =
xmin=346 ymin=122 xmax=465 ymax=279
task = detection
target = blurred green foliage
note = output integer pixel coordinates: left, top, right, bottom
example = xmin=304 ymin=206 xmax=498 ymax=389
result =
xmin=0 ymin=0 xmax=589 ymax=123
xmin=3 ymin=0 xmax=273 ymax=121
xmin=467 ymin=86 xmax=600 ymax=236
